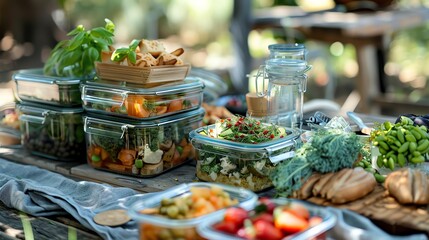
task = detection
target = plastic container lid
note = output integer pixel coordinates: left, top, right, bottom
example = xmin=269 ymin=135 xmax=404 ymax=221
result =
xmin=128 ymin=182 xmax=258 ymax=228
xmin=13 ymin=68 xmax=83 ymax=86
xmin=189 ymin=124 xmax=299 ymax=164
xmin=83 ymin=78 xmax=204 ymax=95
xmin=84 ymin=107 xmax=205 ymax=139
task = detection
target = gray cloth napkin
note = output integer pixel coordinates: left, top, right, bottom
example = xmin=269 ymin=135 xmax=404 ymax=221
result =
xmin=327 ymin=207 xmax=428 ymax=240
xmin=0 ymin=157 xmax=153 ymax=240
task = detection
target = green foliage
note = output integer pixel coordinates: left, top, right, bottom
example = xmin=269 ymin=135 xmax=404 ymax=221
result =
xmin=43 ymin=18 xmax=115 ymax=78
xmin=271 ymin=128 xmax=362 ymax=197
xmin=111 ymin=39 xmax=140 ymax=64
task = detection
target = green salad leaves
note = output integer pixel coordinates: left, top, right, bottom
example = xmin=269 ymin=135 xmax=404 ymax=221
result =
xmin=271 ymin=128 xmax=363 ymax=197
xmin=43 ymin=18 xmax=115 ymax=78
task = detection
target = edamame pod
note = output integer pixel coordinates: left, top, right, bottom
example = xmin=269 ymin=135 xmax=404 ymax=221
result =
xmin=398 ymin=142 xmax=410 ymax=153
xmin=397 ymin=153 xmax=406 ymax=167
xmin=410 ymin=129 xmax=422 ymax=140
xmin=388 ymin=157 xmax=395 ymax=170
xmin=405 ymin=134 xmax=417 ymax=143
xmin=409 ymin=142 xmax=417 ymax=153
xmin=374 ymin=173 xmax=386 ymax=183
xmin=397 ymin=127 xmax=405 ymax=143
xmin=377 ymin=155 xmax=384 ymax=168
xmin=379 ymin=141 xmax=390 ymax=151
xmin=417 ymin=139 xmax=429 ymax=151
xmin=410 ymin=155 xmax=425 ymax=164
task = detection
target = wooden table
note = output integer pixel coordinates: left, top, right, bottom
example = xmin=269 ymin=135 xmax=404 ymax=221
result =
xmin=281 ymin=7 xmax=429 ymax=113
xmin=0 ymin=112 xmax=420 ymax=239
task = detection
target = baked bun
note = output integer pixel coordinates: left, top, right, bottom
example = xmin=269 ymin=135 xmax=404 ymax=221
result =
xmin=385 ymin=168 xmax=429 ymax=205
xmin=298 ymin=168 xmax=377 ymax=204
xmin=139 ymin=39 xmax=166 ymax=57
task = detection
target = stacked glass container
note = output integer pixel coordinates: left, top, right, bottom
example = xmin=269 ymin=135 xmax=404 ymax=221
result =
xmin=13 ymin=69 xmax=87 ymax=161
xmin=81 ymin=76 xmax=205 ymax=177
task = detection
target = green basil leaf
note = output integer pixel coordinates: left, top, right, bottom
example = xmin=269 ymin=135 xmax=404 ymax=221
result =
xmin=67 ymin=31 xmax=85 ymax=51
xmin=90 ymin=27 xmax=114 ymax=38
xmin=104 ymin=18 xmax=115 ymax=33
xmin=82 ymin=47 xmax=98 ymax=75
xmin=129 ymin=39 xmax=140 ymax=52
xmin=111 ymin=48 xmax=128 ymax=62
xmin=90 ymin=36 xmax=109 ymax=47
xmin=127 ymin=51 xmax=136 ymax=64
xmin=67 ymin=25 xmax=85 ymax=36
xmin=61 ymin=49 xmax=82 ymax=68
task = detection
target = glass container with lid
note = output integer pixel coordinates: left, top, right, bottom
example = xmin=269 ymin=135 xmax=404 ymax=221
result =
xmin=17 ymin=102 xmax=85 ymax=161
xmin=252 ymin=43 xmax=311 ymax=131
xmin=13 ymin=69 xmax=86 ymax=107
xmin=189 ymin=122 xmax=299 ymax=192
xmin=81 ymin=79 xmax=204 ymax=120
xmin=83 ymin=108 xmax=204 ymax=177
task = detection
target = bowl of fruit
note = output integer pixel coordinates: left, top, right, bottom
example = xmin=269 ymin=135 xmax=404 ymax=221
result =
xmin=197 ymin=197 xmax=336 ymax=240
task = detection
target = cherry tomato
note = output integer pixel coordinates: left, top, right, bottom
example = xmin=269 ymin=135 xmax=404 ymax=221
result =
xmin=259 ymin=197 xmax=276 ymax=214
xmin=213 ymin=221 xmax=238 ymax=234
xmin=251 ymin=213 xmax=274 ymax=224
xmin=287 ymin=202 xmax=310 ymax=220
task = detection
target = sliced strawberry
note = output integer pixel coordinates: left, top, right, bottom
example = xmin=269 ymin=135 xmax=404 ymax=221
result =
xmin=213 ymin=221 xmax=238 ymax=234
xmin=254 ymin=220 xmax=283 ymax=240
xmin=224 ymin=207 xmax=249 ymax=228
xmin=287 ymin=202 xmax=310 ymax=220
xmin=309 ymin=216 xmax=323 ymax=227
xmin=251 ymin=212 xmax=274 ymax=224
xmin=258 ymin=197 xmax=276 ymax=214
xmin=274 ymin=210 xmax=309 ymax=233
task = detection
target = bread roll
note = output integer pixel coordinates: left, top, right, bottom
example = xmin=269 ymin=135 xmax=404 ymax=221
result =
xmin=385 ymin=168 xmax=429 ymax=205
xmin=139 ymin=39 xmax=166 ymax=57
xmin=330 ymin=170 xmax=376 ymax=204
xmin=299 ymin=173 xmax=321 ymax=199
xmin=312 ymin=172 xmax=335 ymax=197
xmin=326 ymin=168 xmax=354 ymax=200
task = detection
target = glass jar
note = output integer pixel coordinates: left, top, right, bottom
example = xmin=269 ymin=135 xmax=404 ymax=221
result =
xmin=268 ymin=43 xmax=307 ymax=61
xmin=265 ymin=59 xmax=309 ymax=130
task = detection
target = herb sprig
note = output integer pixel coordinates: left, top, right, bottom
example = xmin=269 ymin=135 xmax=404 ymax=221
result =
xmin=43 ymin=18 xmax=115 ymax=78
xmin=211 ymin=116 xmax=286 ymax=144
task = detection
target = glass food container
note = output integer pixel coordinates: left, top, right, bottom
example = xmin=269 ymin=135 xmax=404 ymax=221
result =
xmin=197 ymin=198 xmax=336 ymax=240
xmin=81 ymin=78 xmax=204 ymax=120
xmin=128 ymin=182 xmax=258 ymax=240
xmin=83 ymin=108 xmax=204 ymax=177
xmin=189 ymin=123 xmax=299 ymax=192
xmin=18 ymin=102 xmax=85 ymax=161
xmin=13 ymin=69 xmax=84 ymax=107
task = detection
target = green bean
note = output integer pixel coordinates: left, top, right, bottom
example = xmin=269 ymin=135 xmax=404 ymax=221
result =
xmin=388 ymin=157 xmax=395 ymax=170
xmin=378 ymin=141 xmax=390 ymax=151
xmin=377 ymin=155 xmax=384 ymax=168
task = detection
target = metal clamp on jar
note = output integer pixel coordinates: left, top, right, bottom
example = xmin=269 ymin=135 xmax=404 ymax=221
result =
xmin=249 ymin=43 xmax=311 ymax=132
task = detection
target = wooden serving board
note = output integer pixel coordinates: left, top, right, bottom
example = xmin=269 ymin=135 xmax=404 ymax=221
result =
xmin=304 ymin=185 xmax=429 ymax=236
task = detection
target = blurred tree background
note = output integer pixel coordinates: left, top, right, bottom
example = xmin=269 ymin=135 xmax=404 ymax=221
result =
xmin=1 ymin=0 xmax=429 ymax=114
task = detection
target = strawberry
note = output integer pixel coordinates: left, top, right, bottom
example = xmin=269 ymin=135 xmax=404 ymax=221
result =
xmin=309 ymin=216 xmax=323 ymax=227
xmin=259 ymin=197 xmax=276 ymax=214
xmin=213 ymin=221 xmax=238 ymax=234
xmin=251 ymin=212 xmax=274 ymax=224
xmin=224 ymin=207 xmax=249 ymax=228
xmin=287 ymin=202 xmax=310 ymax=220
xmin=274 ymin=210 xmax=309 ymax=233
xmin=254 ymin=220 xmax=283 ymax=240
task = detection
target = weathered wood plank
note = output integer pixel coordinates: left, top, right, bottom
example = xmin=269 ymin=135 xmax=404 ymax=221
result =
xmin=70 ymin=163 xmax=198 ymax=193
xmin=0 ymin=202 xmax=101 ymax=240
